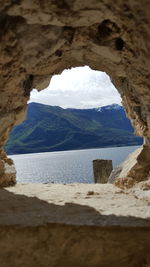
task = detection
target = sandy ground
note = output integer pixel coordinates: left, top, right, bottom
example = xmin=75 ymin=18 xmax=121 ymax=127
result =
xmin=0 ymin=183 xmax=149 ymax=227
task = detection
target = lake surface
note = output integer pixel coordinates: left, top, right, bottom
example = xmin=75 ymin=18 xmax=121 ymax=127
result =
xmin=10 ymin=146 xmax=139 ymax=184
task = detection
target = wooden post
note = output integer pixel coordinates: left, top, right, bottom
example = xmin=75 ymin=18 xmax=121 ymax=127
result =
xmin=93 ymin=159 xmax=113 ymax=183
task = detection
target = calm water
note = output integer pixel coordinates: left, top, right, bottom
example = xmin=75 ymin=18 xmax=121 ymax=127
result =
xmin=10 ymin=146 xmax=139 ymax=184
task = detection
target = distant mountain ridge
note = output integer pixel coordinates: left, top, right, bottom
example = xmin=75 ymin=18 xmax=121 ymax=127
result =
xmin=5 ymin=102 xmax=143 ymax=155
xmin=95 ymin=104 xmax=123 ymax=112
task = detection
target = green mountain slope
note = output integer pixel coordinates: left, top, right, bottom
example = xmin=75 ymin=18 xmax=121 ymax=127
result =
xmin=4 ymin=103 xmax=143 ymax=154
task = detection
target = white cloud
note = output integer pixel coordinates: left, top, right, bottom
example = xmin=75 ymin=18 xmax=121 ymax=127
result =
xmin=29 ymin=66 xmax=122 ymax=109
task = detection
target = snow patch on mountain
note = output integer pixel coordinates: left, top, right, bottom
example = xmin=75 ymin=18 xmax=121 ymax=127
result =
xmin=96 ymin=104 xmax=123 ymax=112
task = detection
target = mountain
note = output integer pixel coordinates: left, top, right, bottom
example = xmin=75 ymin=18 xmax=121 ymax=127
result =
xmin=4 ymin=103 xmax=143 ymax=155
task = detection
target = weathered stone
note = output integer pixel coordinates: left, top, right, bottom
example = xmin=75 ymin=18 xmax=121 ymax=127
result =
xmin=0 ymin=0 xmax=150 ymax=185
xmin=114 ymin=177 xmax=136 ymax=189
xmin=108 ymin=145 xmax=150 ymax=184
xmin=0 ymin=160 xmax=16 ymax=187
xmin=0 ymin=160 xmax=5 ymax=176
xmin=0 ymin=183 xmax=149 ymax=267
xmin=0 ymin=2 xmax=150 ymax=265
xmin=93 ymin=159 xmax=113 ymax=183
xmin=0 ymin=149 xmax=16 ymax=186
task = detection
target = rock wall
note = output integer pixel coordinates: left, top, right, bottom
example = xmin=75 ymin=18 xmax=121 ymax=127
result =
xmin=0 ymin=0 xmax=150 ymax=186
xmin=109 ymin=145 xmax=150 ymax=185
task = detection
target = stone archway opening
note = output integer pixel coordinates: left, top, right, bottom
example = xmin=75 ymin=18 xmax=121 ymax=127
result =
xmin=3 ymin=66 xmax=143 ymax=185
xmin=0 ymin=59 xmax=149 ymax=187
xmin=1 ymin=3 xmax=150 ymax=266
xmin=0 ymin=1 xmax=150 ymax=187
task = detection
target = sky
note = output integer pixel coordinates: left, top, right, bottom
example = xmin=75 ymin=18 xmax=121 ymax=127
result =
xmin=29 ymin=66 xmax=122 ymax=109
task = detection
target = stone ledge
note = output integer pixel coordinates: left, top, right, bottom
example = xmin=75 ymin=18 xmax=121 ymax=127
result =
xmin=0 ymin=184 xmax=150 ymax=267
xmin=1 ymin=183 xmax=149 ymax=227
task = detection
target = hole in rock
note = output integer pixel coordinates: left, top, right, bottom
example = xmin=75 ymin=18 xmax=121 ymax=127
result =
xmin=115 ymin=38 xmax=124 ymax=50
xmin=5 ymin=66 xmax=143 ymax=184
xmin=97 ymin=20 xmax=112 ymax=38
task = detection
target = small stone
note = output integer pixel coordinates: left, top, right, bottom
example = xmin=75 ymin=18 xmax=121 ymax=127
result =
xmin=87 ymin=191 xmax=94 ymax=195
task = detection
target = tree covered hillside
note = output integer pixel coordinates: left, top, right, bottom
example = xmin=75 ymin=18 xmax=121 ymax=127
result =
xmin=5 ymin=103 xmax=143 ymax=154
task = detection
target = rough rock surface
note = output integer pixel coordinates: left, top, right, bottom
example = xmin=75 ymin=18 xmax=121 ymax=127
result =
xmin=0 ymin=0 xmax=150 ymax=185
xmin=109 ymin=145 xmax=150 ymax=184
xmin=0 ymin=183 xmax=149 ymax=267
xmin=0 ymin=150 xmax=16 ymax=187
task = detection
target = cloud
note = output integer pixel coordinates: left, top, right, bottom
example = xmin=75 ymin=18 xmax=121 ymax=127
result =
xmin=29 ymin=66 xmax=122 ymax=109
